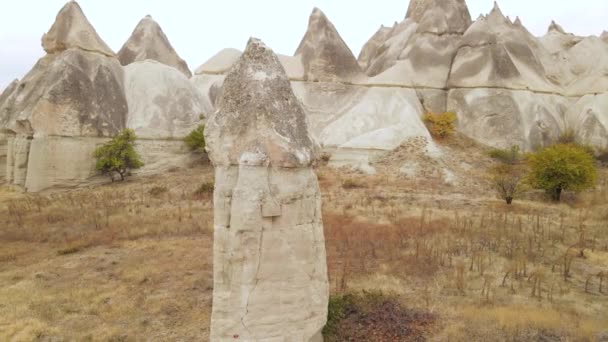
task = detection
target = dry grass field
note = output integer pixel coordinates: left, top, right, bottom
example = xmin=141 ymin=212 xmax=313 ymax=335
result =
xmin=1 ymin=140 xmax=608 ymax=341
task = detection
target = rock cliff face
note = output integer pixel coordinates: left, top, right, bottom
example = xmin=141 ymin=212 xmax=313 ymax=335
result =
xmin=195 ymin=8 xmax=436 ymax=174
xmin=124 ymin=61 xmax=204 ymax=139
xmin=118 ymin=15 xmax=192 ymax=77
xmin=205 ymin=38 xmax=328 ymax=341
xmin=0 ymin=1 xmax=128 ymax=191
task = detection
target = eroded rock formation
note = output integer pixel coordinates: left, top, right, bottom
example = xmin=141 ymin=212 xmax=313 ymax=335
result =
xmin=205 ymin=38 xmax=328 ymax=341
xmin=194 ymin=8 xmax=436 ymax=175
xmin=118 ymin=15 xmax=192 ymax=77
xmin=294 ymin=8 xmax=363 ymax=82
xmin=0 ymin=1 xmax=128 ymax=191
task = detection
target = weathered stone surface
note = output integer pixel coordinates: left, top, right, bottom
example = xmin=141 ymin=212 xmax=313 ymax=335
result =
xmin=448 ymin=3 xmax=559 ymax=92
xmin=363 ymin=0 xmax=471 ymax=88
xmin=292 ymin=82 xmax=436 ymax=152
xmin=566 ymin=93 xmax=608 ymax=150
xmin=448 ymin=88 xmax=572 ymax=151
xmin=194 ymin=48 xmax=242 ymax=75
xmin=357 ymin=25 xmax=394 ymax=71
xmin=24 ymin=137 xmax=106 ymax=192
xmin=416 ymin=89 xmax=448 ymax=114
xmin=206 ymin=38 xmax=317 ymax=168
xmin=118 ymin=15 xmax=191 ymax=77
xmin=1 ymin=0 xmax=127 ymax=191
xmin=1 ymin=50 xmax=127 ymax=138
xmin=124 ymin=60 xmax=205 ymax=139
xmin=294 ymin=8 xmax=362 ymax=82
xmin=406 ymin=0 xmax=472 ymax=34
xmin=206 ymin=38 xmax=328 ymax=341
xmin=42 ymin=1 xmax=114 ymax=57
xmin=191 ymin=74 xmax=226 ymax=111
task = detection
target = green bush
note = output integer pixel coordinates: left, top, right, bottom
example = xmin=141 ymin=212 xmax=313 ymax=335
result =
xmin=185 ymin=125 xmax=206 ymax=152
xmin=488 ymin=145 xmax=523 ymax=165
xmin=527 ymin=144 xmax=597 ymax=201
xmin=93 ymin=129 xmax=144 ymax=182
xmin=423 ymin=112 xmax=457 ymax=139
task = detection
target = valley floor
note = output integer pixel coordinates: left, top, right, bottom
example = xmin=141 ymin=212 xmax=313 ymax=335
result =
xmin=1 ymin=139 xmax=608 ymax=341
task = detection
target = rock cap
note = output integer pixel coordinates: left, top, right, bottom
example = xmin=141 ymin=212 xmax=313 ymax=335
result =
xmin=42 ymin=1 xmax=115 ymax=56
xmin=205 ymin=38 xmax=317 ymax=168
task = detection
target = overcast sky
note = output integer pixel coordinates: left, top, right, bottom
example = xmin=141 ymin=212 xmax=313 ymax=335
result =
xmin=1 ymin=0 xmax=607 ymax=90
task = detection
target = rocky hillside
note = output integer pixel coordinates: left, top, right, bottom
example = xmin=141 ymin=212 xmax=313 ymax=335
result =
xmin=1 ymin=0 xmax=608 ymax=192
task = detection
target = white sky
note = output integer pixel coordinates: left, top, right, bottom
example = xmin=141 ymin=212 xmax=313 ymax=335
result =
xmin=1 ymin=0 xmax=607 ymax=90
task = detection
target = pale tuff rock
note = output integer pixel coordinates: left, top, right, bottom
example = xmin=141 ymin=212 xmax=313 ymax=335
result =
xmin=448 ymin=2 xmax=559 ymax=93
xmin=291 ymin=82 xmax=436 ymax=152
xmin=1 ymin=50 xmax=127 ymax=138
xmin=294 ymin=8 xmax=362 ymax=82
xmin=0 ymin=80 xmax=21 ymax=184
xmin=118 ymin=15 xmax=192 ymax=77
xmin=406 ymin=0 xmax=472 ymax=34
xmin=548 ymin=20 xmax=566 ymax=34
xmin=1 ymin=0 xmax=127 ymax=191
xmin=357 ymin=25 xmax=394 ymax=70
xmin=560 ymin=37 xmax=608 ymax=95
xmin=540 ymin=21 xmax=582 ymax=55
xmin=206 ymin=38 xmax=328 ymax=341
xmin=124 ymin=60 xmax=206 ymax=139
xmin=602 ymin=31 xmax=608 ymax=43
xmin=566 ymin=93 xmax=608 ymax=150
xmin=513 ymin=17 xmax=522 ymax=27
xmin=0 ymin=79 xmax=18 ymax=115
xmin=448 ymin=88 xmax=571 ymax=151
xmin=194 ymin=48 xmax=242 ymax=75
xmin=42 ymin=1 xmax=115 ymax=57
xmin=364 ymin=0 xmax=472 ymax=88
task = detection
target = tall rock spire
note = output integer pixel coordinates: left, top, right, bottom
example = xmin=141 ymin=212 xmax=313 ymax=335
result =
xmin=206 ymin=37 xmax=328 ymax=341
xmin=295 ymin=8 xmax=361 ymax=81
xmin=118 ymin=15 xmax=191 ymax=77
xmin=42 ymin=1 xmax=115 ymax=56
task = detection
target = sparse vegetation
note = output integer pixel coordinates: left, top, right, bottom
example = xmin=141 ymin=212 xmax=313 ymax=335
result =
xmin=423 ymin=112 xmax=457 ymax=139
xmin=193 ymin=181 xmax=215 ymax=199
xmin=341 ymin=178 xmax=365 ymax=189
xmin=490 ymin=164 xmax=526 ymax=204
xmin=488 ymin=146 xmax=526 ymax=204
xmin=528 ymin=144 xmax=597 ymax=201
xmin=93 ymin=129 xmax=144 ymax=182
xmin=323 ymin=291 xmax=435 ymax=341
xmin=488 ymin=145 xmax=523 ymax=165
xmin=184 ymin=125 xmax=206 ymax=152
xmin=149 ymin=185 xmax=168 ymax=197
xmin=1 ymin=139 xmax=607 ymax=341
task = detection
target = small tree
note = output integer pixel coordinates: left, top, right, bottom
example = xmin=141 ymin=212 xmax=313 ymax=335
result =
xmin=423 ymin=112 xmax=457 ymax=139
xmin=527 ymin=144 xmax=597 ymax=201
xmin=491 ymin=164 xmax=525 ymax=205
xmin=184 ymin=125 xmax=206 ymax=152
xmin=94 ymin=129 xmax=144 ymax=182
xmin=488 ymin=146 xmax=525 ymax=204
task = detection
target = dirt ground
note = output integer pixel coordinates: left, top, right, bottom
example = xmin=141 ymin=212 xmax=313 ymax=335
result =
xmin=1 ymin=140 xmax=607 ymax=341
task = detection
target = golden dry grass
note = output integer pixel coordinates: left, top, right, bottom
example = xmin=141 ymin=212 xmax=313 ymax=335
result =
xmin=0 ymin=142 xmax=607 ymax=340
